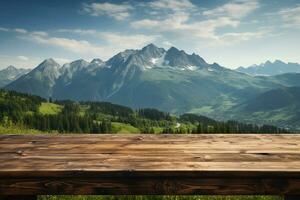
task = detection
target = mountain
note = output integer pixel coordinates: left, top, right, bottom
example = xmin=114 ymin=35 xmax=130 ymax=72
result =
xmin=164 ymin=46 xmax=209 ymax=69
xmin=0 ymin=66 xmax=30 ymax=87
xmin=237 ymin=60 xmax=300 ymax=76
xmin=52 ymin=44 xmax=225 ymax=105
xmin=4 ymin=44 xmax=300 ymax=129
xmin=5 ymin=59 xmax=61 ymax=98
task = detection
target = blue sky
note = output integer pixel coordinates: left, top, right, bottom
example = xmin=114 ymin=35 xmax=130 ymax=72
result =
xmin=0 ymin=0 xmax=300 ymax=69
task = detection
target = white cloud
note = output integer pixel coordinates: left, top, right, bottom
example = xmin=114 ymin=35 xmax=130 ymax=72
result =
xmin=54 ymin=58 xmax=72 ymax=65
xmin=0 ymin=27 xmax=28 ymax=34
xmin=32 ymin=31 xmax=48 ymax=37
xmin=203 ymin=0 xmax=260 ymax=19
xmin=131 ymin=12 xmax=190 ymax=30
xmin=54 ymin=28 xmax=157 ymax=52
xmin=9 ymin=28 xmax=156 ymax=60
xmin=217 ymin=30 xmax=269 ymax=45
xmin=82 ymin=2 xmax=133 ymax=20
xmin=131 ymin=12 xmax=239 ymax=40
xmin=131 ymin=0 xmax=264 ymax=46
xmin=25 ymin=32 xmax=104 ymax=56
xmin=279 ymin=5 xmax=300 ymax=27
xmin=17 ymin=56 xmax=29 ymax=61
xmin=162 ymin=41 xmax=173 ymax=47
xmin=99 ymin=32 xmax=157 ymax=49
xmin=149 ymin=0 xmax=195 ymax=11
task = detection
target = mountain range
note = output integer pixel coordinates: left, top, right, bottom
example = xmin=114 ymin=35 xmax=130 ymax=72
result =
xmin=236 ymin=60 xmax=300 ymax=76
xmin=3 ymin=44 xmax=300 ymax=130
xmin=0 ymin=66 xmax=30 ymax=87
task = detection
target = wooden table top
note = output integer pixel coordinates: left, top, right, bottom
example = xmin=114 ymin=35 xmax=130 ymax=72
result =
xmin=1 ymin=134 xmax=300 ymax=195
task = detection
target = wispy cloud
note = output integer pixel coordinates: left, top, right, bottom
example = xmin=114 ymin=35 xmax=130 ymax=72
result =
xmin=203 ymin=0 xmax=260 ymax=19
xmin=53 ymin=58 xmax=72 ymax=64
xmin=131 ymin=13 xmax=239 ymax=39
xmin=148 ymin=0 xmax=195 ymax=12
xmin=218 ymin=29 xmax=270 ymax=44
xmin=57 ymin=29 xmax=159 ymax=52
xmin=25 ymin=31 xmax=156 ymax=60
xmin=131 ymin=0 xmax=264 ymax=45
xmin=131 ymin=13 xmax=240 ymax=41
xmin=1 ymin=26 xmax=157 ymax=60
xmin=55 ymin=28 xmax=157 ymax=51
xmin=31 ymin=31 xmax=48 ymax=37
xmin=0 ymin=27 xmax=9 ymax=32
xmin=17 ymin=55 xmax=29 ymax=61
xmin=57 ymin=29 xmax=97 ymax=35
xmin=0 ymin=54 xmax=40 ymax=69
xmin=82 ymin=2 xmax=133 ymax=20
xmin=0 ymin=27 xmax=28 ymax=34
xmin=131 ymin=12 xmax=190 ymax=31
xmin=14 ymin=28 xmax=28 ymax=34
xmin=99 ymin=32 xmax=157 ymax=49
xmin=25 ymin=32 xmax=104 ymax=56
xmin=279 ymin=5 xmax=300 ymax=27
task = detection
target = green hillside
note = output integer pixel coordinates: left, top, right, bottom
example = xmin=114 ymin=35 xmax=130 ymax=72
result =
xmin=0 ymin=124 xmax=45 ymax=134
xmin=233 ymin=87 xmax=300 ymax=130
xmin=0 ymin=89 xmax=287 ymax=134
xmin=112 ymin=122 xmax=140 ymax=133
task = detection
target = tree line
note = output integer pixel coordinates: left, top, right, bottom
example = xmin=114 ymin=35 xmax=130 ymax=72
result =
xmin=0 ymin=89 xmax=289 ymax=134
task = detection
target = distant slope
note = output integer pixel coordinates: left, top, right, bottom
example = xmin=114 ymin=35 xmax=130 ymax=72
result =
xmin=242 ymin=87 xmax=300 ymax=112
xmin=237 ymin=60 xmax=300 ymax=76
xmin=270 ymin=73 xmax=300 ymax=87
xmin=0 ymin=66 xmax=30 ymax=87
xmin=234 ymin=87 xmax=300 ymax=130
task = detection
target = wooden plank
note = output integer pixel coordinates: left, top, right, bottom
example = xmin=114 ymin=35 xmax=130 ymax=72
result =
xmin=0 ymin=196 xmax=37 ymax=200
xmin=1 ymin=134 xmax=300 ymax=195
xmin=285 ymin=195 xmax=300 ymax=200
xmin=1 ymin=177 xmax=300 ymax=195
xmin=285 ymin=196 xmax=300 ymax=200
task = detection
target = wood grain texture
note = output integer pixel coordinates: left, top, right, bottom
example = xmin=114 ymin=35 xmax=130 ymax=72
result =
xmin=285 ymin=196 xmax=300 ymax=200
xmin=1 ymin=134 xmax=300 ymax=195
xmin=0 ymin=196 xmax=37 ymax=200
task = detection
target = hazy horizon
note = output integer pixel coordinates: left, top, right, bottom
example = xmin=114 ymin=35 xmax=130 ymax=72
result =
xmin=1 ymin=0 xmax=300 ymax=69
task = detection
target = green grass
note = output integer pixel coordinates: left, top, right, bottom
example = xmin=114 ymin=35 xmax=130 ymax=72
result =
xmin=39 ymin=195 xmax=283 ymax=200
xmin=153 ymin=126 xmax=164 ymax=134
xmin=79 ymin=105 xmax=90 ymax=116
xmin=112 ymin=122 xmax=141 ymax=134
xmin=39 ymin=102 xmax=63 ymax=115
xmin=0 ymin=124 xmax=44 ymax=134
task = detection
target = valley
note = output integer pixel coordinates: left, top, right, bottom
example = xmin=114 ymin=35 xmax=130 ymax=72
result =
xmin=0 ymin=89 xmax=285 ymax=134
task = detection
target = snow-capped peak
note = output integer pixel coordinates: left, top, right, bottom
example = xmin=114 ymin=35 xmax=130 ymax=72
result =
xmin=150 ymin=58 xmax=158 ymax=65
xmin=91 ymin=58 xmax=103 ymax=65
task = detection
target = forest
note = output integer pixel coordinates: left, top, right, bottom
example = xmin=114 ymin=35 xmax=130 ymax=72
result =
xmin=0 ymin=89 xmax=288 ymax=134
